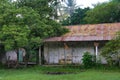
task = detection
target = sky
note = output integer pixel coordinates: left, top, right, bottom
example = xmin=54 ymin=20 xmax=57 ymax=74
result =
xmin=76 ymin=0 xmax=109 ymax=8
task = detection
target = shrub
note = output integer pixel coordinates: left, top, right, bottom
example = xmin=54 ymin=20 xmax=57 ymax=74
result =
xmin=101 ymin=31 xmax=120 ymax=67
xmin=82 ymin=52 xmax=95 ymax=68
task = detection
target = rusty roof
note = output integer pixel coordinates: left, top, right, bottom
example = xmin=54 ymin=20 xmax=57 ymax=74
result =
xmin=45 ymin=23 xmax=120 ymax=42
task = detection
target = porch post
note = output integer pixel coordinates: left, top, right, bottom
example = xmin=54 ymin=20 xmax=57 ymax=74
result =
xmin=94 ymin=42 xmax=99 ymax=61
xmin=39 ymin=46 xmax=41 ymax=65
xmin=95 ymin=45 xmax=98 ymax=56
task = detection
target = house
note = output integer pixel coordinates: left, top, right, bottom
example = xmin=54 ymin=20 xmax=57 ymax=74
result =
xmin=40 ymin=23 xmax=120 ymax=65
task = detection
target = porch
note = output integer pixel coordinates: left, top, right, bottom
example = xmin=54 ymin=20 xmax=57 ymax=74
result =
xmin=40 ymin=41 xmax=107 ymax=65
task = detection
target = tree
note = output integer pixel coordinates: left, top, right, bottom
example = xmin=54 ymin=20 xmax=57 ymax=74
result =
xmin=0 ymin=0 xmax=68 ymax=54
xmin=84 ymin=1 xmax=120 ymax=24
xmin=0 ymin=25 xmax=30 ymax=50
xmin=64 ymin=0 xmax=77 ymax=16
xmin=101 ymin=31 xmax=120 ymax=66
xmin=0 ymin=1 xmax=40 ymax=51
xmin=15 ymin=0 xmax=68 ymax=52
xmin=61 ymin=7 xmax=90 ymax=25
xmin=49 ymin=0 xmax=77 ymax=22
xmin=111 ymin=0 xmax=120 ymax=2
xmin=16 ymin=0 xmax=53 ymax=18
xmin=49 ymin=0 xmax=64 ymax=21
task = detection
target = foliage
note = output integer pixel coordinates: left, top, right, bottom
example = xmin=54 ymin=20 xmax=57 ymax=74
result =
xmin=16 ymin=0 xmax=57 ymax=19
xmin=61 ymin=7 xmax=90 ymax=25
xmin=49 ymin=0 xmax=65 ymax=20
xmin=0 ymin=0 xmax=68 ymax=52
xmin=0 ymin=25 xmax=30 ymax=50
xmin=64 ymin=0 xmax=77 ymax=16
xmin=51 ymin=0 xmax=78 ymax=21
xmin=101 ymin=31 xmax=120 ymax=66
xmin=82 ymin=52 xmax=95 ymax=68
xmin=111 ymin=0 xmax=120 ymax=2
xmin=61 ymin=0 xmax=120 ymax=25
xmin=84 ymin=1 xmax=120 ymax=24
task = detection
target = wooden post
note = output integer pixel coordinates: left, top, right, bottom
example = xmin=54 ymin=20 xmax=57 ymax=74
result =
xmin=39 ymin=46 xmax=41 ymax=65
xmin=48 ymin=43 xmax=49 ymax=65
xmin=40 ymin=44 xmax=45 ymax=65
xmin=64 ymin=43 xmax=65 ymax=64
xmin=71 ymin=44 xmax=74 ymax=64
xmin=58 ymin=43 xmax=60 ymax=65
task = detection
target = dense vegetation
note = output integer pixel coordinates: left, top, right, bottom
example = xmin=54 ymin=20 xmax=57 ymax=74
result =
xmin=82 ymin=52 xmax=96 ymax=68
xmin=0 ymin=0 xmax=68 ymax=53
xmin=84 ymin=0 xmax=120 ymax=24
xmin=61 ymin=7 xmax=90 ymax=25
xmin=101 ymin=31 xmax=120 ymax=67
xmin=61 ymin=0 xmax=120 ymax=25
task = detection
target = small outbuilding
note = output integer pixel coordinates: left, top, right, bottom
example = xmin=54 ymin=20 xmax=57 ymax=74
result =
xmin=40 ymin=23 xmax=120 ymax=65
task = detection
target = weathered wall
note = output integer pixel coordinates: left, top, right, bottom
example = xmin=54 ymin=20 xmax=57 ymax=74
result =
xmin=0 ymin=48 xmax=26 ymax=64
xmin=43 ymin=41 xmax=107 ymax=64
xmin=6 ymin=51 xmax=17 ymax=61
xmin=0 ymin=51 xmax=17 ymax=64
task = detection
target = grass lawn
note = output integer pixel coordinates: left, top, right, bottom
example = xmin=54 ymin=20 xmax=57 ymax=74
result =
xmin=0 ymin=66 xmax=120 ymax=80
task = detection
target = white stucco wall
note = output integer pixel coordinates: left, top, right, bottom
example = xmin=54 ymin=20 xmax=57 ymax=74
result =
xmin=0 ymin=48 xmax=26 ymax=64
xmin=0 ymin=50 xmax=17 ymax=64
xmin=6 ymin=51 xmax=17 ymax=61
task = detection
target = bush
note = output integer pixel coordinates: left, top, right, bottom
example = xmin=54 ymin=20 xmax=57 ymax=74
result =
xmin=101 ymin=31 xmax=120 ymax=67
xmin=82 ymin=52 xmax=95 ymax=68
xmin=0 ymin=62 xmax=4 ymax=69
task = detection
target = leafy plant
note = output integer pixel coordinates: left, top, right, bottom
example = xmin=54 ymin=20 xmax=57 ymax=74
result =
xmin=61 ymin=7 xmax=90 ymax=26
xmin=84 ymin=0 xmax=120 ymax=24
xmin=101 ymin=31 xmax=120 ymax=67
xmin=82 ymin=52 xmax=95 ymax=68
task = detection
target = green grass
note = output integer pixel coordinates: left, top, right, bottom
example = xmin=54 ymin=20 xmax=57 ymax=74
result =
xmin=0 ymin=66 xmax=120 ymax=80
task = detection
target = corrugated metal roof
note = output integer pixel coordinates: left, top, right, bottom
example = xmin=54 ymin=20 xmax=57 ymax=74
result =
xmin=45 ymin=23 xmax=120 ymax=42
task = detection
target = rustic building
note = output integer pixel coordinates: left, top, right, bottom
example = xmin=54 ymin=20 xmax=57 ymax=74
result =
xmin=40 ymin=23 xmax=120 ymax=65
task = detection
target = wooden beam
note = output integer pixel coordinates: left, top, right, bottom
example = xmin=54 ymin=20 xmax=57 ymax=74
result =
xmin=39 ymin=46 xmax=41 ymax=65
